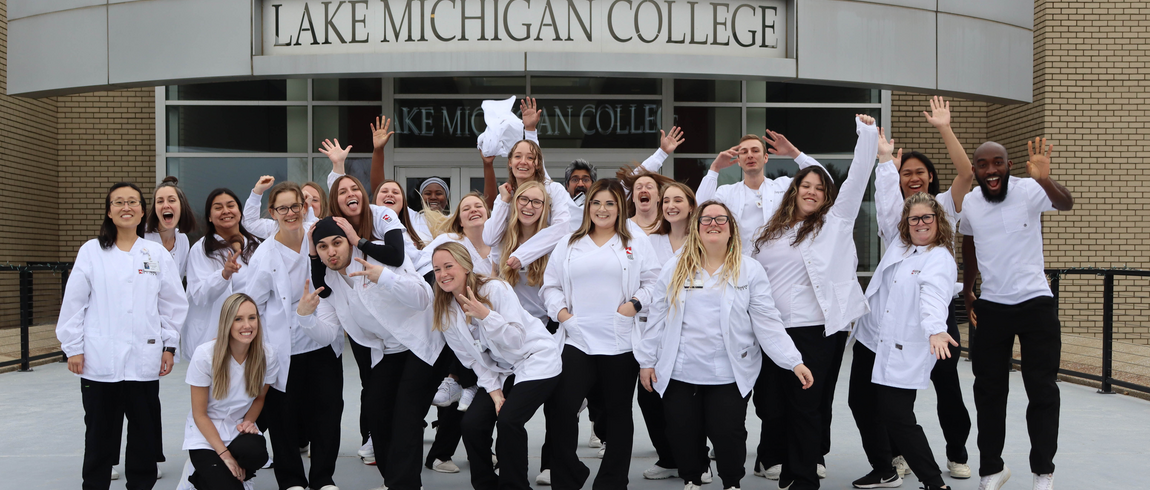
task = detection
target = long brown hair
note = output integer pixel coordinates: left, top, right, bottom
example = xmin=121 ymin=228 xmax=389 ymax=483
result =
xmin=328 ymin=175 xmax=375 ymax=243
xmin=146 ymin=176 xmax=198 ymax=234
xmin=666 ymin=201 xmax=743 ymax=309
xmin=302 ymin=181 xmax=330 ymax=219
xmin=569 ymin=179 xmax=632 ymax=248
xmin=754 ymin=166 xmax=838 ymax=252
xmin=211 ymin=293 xmax=267 ymax=400
xmin=431 ymin=242 xmax=495 ymax=332
xmin=447 ymin=192 xmax=490 ymax=236
xmin=499 ymin=181 xmax=550 ymax=287
xmin=506 ymin=140 xmax=547 ymax=190
xmin=897 ymin=192 xmax=955 ymax=255
xmin=653 ymin=182 xmax=697 ymax=236
xmin=615 ymin=165 xmax=675 ymax=218
xmin=371 ymin=179 xmax=425 ymax=249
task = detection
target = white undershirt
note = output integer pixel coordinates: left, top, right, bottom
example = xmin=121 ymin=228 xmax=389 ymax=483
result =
xmin=672 ymin=269 xmax=735 ymax=385
xmin=567 ymin=235 xmax=627 ymax=353
xmin=755 ymin=227 xmax=825 ymax=328
xmin=182 ymin=340 xmax=278 ymax=451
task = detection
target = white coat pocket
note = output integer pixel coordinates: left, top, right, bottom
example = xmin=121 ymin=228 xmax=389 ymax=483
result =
xmin=559 ymin=315 xmax=581 ymax=347
xmin=1000 ymin=202 xmax=1030 ymax=234
xmin=81 ymin=337 xmax=115 ymax=377
xmin=878 ymin=340 xmax=932 ymax=389
xmin=613 ymin=312 xmax=635 ymax=351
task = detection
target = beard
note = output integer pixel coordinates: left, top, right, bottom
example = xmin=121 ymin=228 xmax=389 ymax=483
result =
xmin=976 ymin=174 xmax=1009 ymax=203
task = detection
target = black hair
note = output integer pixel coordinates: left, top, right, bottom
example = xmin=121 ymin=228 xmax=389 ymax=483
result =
xmin=900 ymin=151 xmax=941 ymax=197
xmin=146 ymin=176 xmax=199 ymax=234
xmin=98 ymin=182 xmax=146 ymax=250
xmin=203 ymin=188 xmax=261 ymax=263
xmin=565 ymin=159 xmax=597 ymax=183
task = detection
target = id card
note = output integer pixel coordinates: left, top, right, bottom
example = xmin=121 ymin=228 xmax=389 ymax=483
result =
xmin=141 ymin=260 xmax=159 ymax=275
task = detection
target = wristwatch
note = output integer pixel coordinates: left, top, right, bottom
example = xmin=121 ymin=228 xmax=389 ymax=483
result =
xmin=163 ymin=347 xmax=176 ymax=354
xmin=629 ymin=298 xmax=642 ymax=312
xmin=358 ymin=238 xmax=369 ymax=249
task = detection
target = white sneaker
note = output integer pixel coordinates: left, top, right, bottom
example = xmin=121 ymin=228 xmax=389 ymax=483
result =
xmin=1032 ymin=473 xmax=1054 ymax=490
xmin=892 ymin=455 xmax=911 ymax=477
xmin=157 ymin=468 xmax=163 ymax=479
xmin=458 ymin=386 xmax=478 ymax=411
xmin=754 ymin=462 xmax=781 ymax=480
xmin=597 ymin=441 xmax=606 ymax=458
xmin=724 ymin=487 xmax=741 ymax=490
xmin=589 ymin=434 xmax=602 ymax=448
xmin=111 ymin=467 xmax=120 ymax=480
xmin=643 ymin=464 xmax=678 ymax=480
xmin=947 ymin=461 xmax=971 ymax=479
xmin=536 ymin=469 xmax=552 ymax=485
xmin=286 ymin=487 xmax=306 ymax=490
xmin=359 ymin=439 xmax=376 ymax=465
xmin=977 ymin=465 xmax=1011 ymax=490
xmin=432 ymin=377 xmax=463 ymax=407
xmin=262 ymin=456 xmax=273 ymax=469
xmin=684 ymin=484 xmax=702 ymax=490
xmin=318 ymin=486 xmax=339 ymax=490
xmin=701 ymin=466 xmax=713 ymax=484
xmin=431 ymin=459 xmax=460 ymax=473
xmin=817 ymin=464 xmax=826 ymax=479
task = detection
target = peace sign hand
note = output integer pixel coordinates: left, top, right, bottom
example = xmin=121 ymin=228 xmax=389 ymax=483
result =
xmin=1026 ymin=137 xmax=1054 ymax=181
xmin=660 ymin=126 xmax=685 ymax=154
xmin=296 ymin=279 xmax=325 ymax=317
xmin=456 ymin=287 xmax=491 ymax=320
xmin=371 ymin=116 xmax=395 ymax=150
xmin=348 ymin=257 xmax=384 ymax=284
xmin=221 ymin=249 xmax=242 ymax=280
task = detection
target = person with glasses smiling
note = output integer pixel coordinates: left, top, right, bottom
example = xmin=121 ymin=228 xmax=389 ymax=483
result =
xmin=57 ymin=182 xmax=189 ymax=490
xmin=233 ymin=182 xmax=342 ymax=490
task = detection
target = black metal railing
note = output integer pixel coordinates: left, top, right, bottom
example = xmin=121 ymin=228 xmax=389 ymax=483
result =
xmin=0 ymin=262 xmax=73 ymax=371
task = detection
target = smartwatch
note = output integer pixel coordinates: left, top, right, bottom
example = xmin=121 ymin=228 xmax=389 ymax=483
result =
xmin=163 ymin=347 xmax=176 ymax=354
xmin=358 ymin=238 xmax=369 ymax=249
xmin=629 ymin=298 xmax=642 ymax=312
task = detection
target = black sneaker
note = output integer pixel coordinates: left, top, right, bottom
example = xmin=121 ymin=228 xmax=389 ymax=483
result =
xmin=852 ymin=469 xmax=903 ymax=488
xmin=921 ymin=484 xmax=951 ymax=490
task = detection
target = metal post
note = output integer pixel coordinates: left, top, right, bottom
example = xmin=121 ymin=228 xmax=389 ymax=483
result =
xmin=1099 ymin=273 xmax=1114 ymax=394
xmin=18 ymin=268 xmax=33 ymax=372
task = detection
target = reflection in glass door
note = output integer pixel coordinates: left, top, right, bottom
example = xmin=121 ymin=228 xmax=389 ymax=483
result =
xmin=395 ymin=167 xmax=460 ymax=212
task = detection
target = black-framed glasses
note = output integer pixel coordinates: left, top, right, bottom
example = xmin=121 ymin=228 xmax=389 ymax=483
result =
xmin=699 ymin=215 xmax=730 ymax=225
xmin=517 ymin=196 xmax=545 ymax=208
xmin=273 ymin=203 xmax=304 ymax=215
xmin=110 ymin=199 xmax=142 ymax=208
xmin=568 ymin=176 xmax=593 ymax=184
xmin=906 ymin=214 xmax=936 ymax=226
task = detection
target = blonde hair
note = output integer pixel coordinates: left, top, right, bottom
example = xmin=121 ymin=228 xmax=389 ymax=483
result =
xmin=499 ymin=181 xmax=551 ymax=287
xmin=569 ymin=179 xmax=632 ymax=248
xmin=666 ymin=201 xmax=742 ymax=308
xmin=431 ymin=242 xmax=495 ymax=332
xmin=211 ymin=293 xmax=267 ymax=400
xmin=447 ymin=192 xmax=490 ymax=236
xmin=897 ymin=192 xmax=955 ymax=255
xmin=653 ymin=182 xmax=697 ymax=236
xmin=506 ymin=140 xmax=547 ymax=190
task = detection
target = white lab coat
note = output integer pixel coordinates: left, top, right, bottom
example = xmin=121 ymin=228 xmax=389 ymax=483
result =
xmin=857 ymin=242 xmax=956 ymax=390
xmin=243 ymin=191 xmax=318 ymax=240
xmin=57 ymin=238 xmax=188 ymax=382
xmin=415 ymin=233 xmax=493 ymax=277
xmin=181 ymin=236 xmax=254 ymax=361
xmin=634 ymin=256 xmax=803 ymax=397
xmin=566 ymin=148 xmax=671 ymax=232
xmin=540 ymin=231 xmax=659 ymax=355
xmin=482 ymin=181 xmax=574 ymax=267
xmin=144 ymin=231 xmax=190 ymax=279
xmin=440 ymin=279 xmax=562 ymax=393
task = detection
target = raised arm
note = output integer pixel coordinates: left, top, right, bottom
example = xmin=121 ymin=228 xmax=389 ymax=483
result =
xmin=874 ymin=129 xmax=904 ymax=248
xmin=319 ymin=138 xmax=352 ymax=177
xmin=369 ymin=116 xmax=394 ymax=193
xmin=244 ymin=176 xmax=278 ymax=240
xmin=633 ymin=126 xmax=684 ymax=176
xmin=481 ymin=152 xmax=498 ymax=210
xmin=829 ymin=115 xmax=881 ymax=222
xmin=695 ymin=145 xmax=740 ymax=203
xmin=295 ymin=282 xmax=342 ymax=347
xmin=1025 ymin=138 xmax=1074 ymax=211
xmin=924 ymin=96 xmax=974 ymax=212
xmin=765 ymin=129 xmax=828 ymax=178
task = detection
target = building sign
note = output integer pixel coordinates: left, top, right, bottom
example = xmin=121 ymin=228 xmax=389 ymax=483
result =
xmin=263 ymin=0 xmax=786 ymax=57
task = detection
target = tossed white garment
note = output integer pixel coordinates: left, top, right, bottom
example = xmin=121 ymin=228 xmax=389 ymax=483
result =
xmin=476 ymin=96 xmax=525 ymax=157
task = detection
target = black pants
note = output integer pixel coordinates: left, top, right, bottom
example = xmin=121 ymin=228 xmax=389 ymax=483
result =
xmin=548 ymin=345 xmax=640 ymax=490
xmin=259 ymin=346 xmax=344 ymax=490
xmin=80 ymin=379 xmax=160 ymax=490
xmin=366 ymin=349 xmax=440 ymax=490
xmin=188 ymin=433 xmax=269 ymax=490
xmin=819 ymin=330 xmax=848 ymax=462
xmin=462 ymin=375 xmax=560 ymax=490
xmin=426 ymin=350 xmax=476 ymax=466
xmin=348 ymin=335 xmax=375 ymax=445
xmin=848 ymin=342 xmax=945 ymax=487
xmin=971 ymin=296 xmax=1061 ymax=476
xmin=756 ymin=325 xmax=841 ymax=490
xmin=637 ymin=378 xmax=676 ymax=468
xmin=540 ymin=382 xmax=605 ymax=472
xmin=663 ymin=380 xmax=748 ymax=488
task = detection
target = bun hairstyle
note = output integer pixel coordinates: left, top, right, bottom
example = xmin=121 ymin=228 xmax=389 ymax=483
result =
xmin=146 ymin=176 xmax=198 ymax=234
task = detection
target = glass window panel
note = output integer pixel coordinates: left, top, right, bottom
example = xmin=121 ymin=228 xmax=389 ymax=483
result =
xmin=673 ymin=158 xmax=743 ymax=194
xmin=311 ymin=157 xmax=372 ymax=194
xmin=166 ymin=106 xmax=307 ymax=153
xmin=166 ymin=157 xmax=307 ymax=226
xmin=746 ymin=108 xmax=881 ymax=154
xmin=470 ymin=176 xmax=508 ymax=195
xmin=674 ymin=79 xmax=740 ymax=102
xmin=404 ymin=176 xmax=454 ymax=212
xmin=396 ymin=77 xmax=527 ymax=95
xmin=166 ymin=80 xmax=307 ymax=101
xmin=313 ymin=78 xmax=383 ymax=101
xmin=672 ymin=106 xmax=741 ymax=154
xmin=747 ymin=81 xmax=880 ymax=103
xmin=530 ymin=77 xmax=661 ymax=95
xmin=312 ymin=106 xmax=380 ymax=152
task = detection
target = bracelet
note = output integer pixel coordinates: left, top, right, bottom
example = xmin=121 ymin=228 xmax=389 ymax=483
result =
xmin=219 ymin=448 xmax=230 ymax=456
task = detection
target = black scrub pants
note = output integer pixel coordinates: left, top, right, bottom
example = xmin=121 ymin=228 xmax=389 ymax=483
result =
xmin=188 ymin=433 xmax=269 ymax=490
xmin=259 ymin=346 xmax=343 ymax=490
xmin=365 ymin=349 xmax=440 ymax=490
xmin=426 ymin=349 xmax=476 ymax=467
xmin=548 ymin=345 xmax=640 ymax=490
xmin=663 ymin=380 xmax=749 ymax=488
xmin=971 ymin=296 xmax=1061 ymax=477
xmin=348 ymin=335 xmax=374 ymax=445
xmin=756 ymin=325 xmax=842 ymax=490
xmin=80 ymin=379 xmax=161 ymax=490
xmin=462 ymin=374 xmax=560 ymax=490
xmin=848 ymin=342 xmax=946 ymax=488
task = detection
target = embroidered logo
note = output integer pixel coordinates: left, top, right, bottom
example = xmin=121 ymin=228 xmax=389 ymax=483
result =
xmin=910 ymin=269 xmax=921 ymax=275
xmin=383 ymin=213 xmax=393 ymax=222
xmin=624 ymin=246 xmax=634 ymax=260
xmin=736 ymin=284 xmax=749 ymax=291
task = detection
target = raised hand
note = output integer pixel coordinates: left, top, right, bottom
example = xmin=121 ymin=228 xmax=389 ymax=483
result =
xmin=253 ymin=176 xmax=275 ymax=196
xmin=1026 ymin=137 xmax=1053 ymax=181
xmin=660 ymin=126 xmax=685 ymax=154
xmin=877 ymin=127 xmax=902 ymax=164
xmin=793 ymin=363 xmax=814 ymax=389
xmin=222 ymin=249 xmax=242 ymax=280
xmin=520 ymin=97 xmax=541 ymax=131
xmin=332 ymin=216 xmax=361 ymax=244
xmin=709 ymin=145 xmax=740 ymax=172
xmin=371 ymin=116 xmax=395 ymax=150
xmin=479 ymin=149 xmax=497 ymax=166
xmin=489 ymin=389 xmax=506 ymax=415
xmin=923 ymin=95 xmax=952 ymax=129
xmin=857 ymin=114 xmax=876 ymax=126
xmin=639 ymin=367 xmax=657 ymax=392
xmin=930 ymin=331 xmax=959 ymax=360
xmin=498 ymin=182 xmax=513 ymax=203
xmin=765 ymin=130 xmax=800 ymax=159
xmin=348 ymin=257 xmax=384 ymax=284
xmin=319 ymin=138 xmax=352 ymax=173
xmin=456 ymin=286 xmax=491 ymax=320
xmin=296 ymin=279 xmax=324 ymax=316
xmin=307 ymin=222 xmax=319 ymax=257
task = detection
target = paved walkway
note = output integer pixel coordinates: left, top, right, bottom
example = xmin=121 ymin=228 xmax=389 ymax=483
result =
xmin=2 ymin=338 xmax=1146 ymax=490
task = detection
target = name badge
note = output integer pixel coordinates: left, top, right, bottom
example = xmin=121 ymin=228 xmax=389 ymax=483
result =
xmin=147 ymin=339 xmax=156 ymax=344
xmin=140 ymin=260 xmax=159 ymax=275
xmin=685 ymin=277 xmax=705 ymax=289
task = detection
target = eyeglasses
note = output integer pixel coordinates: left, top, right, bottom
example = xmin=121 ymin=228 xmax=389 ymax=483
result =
xmin=517 ymin=196 xmax=545 ymax=208
xmin=906 ymin=214 xmax=937 ymax=226
xmin=569 ymin=176 xmax=592 ymax=184
xmin=273 ymin=203 xmax=304 ymax=215
xmin=699 ymin=215 xmax=730 ymax=225
xmin=590 ymin=199 xmax=617 ymax=209
xmin=110 ymin=199 xmax=142 ymax=208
